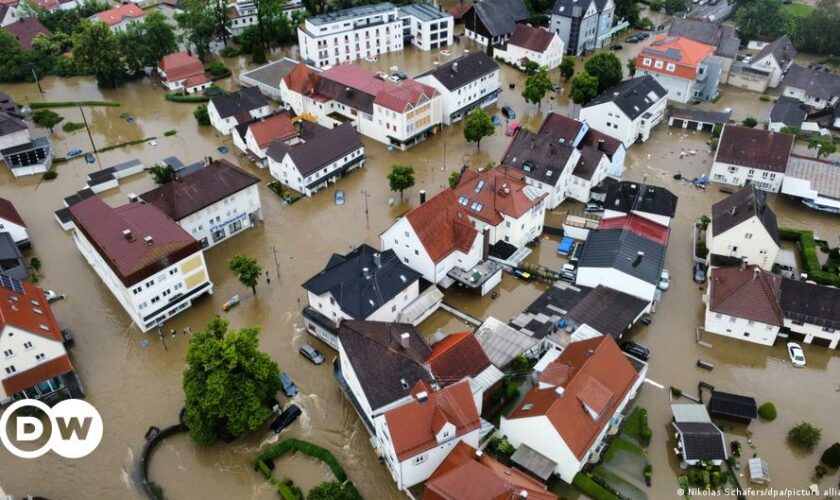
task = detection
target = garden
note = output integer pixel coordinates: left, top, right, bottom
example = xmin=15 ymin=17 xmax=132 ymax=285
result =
xmin=775 ymin=228 xmax=840 ymax=287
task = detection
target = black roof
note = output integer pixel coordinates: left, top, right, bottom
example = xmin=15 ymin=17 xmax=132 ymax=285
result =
xmin=770 ymin=96 xmax=808 ymax=128
xmin=578 ymin=229 xmax=668 ymax=285
xmin=0 ymin=110 xmax=27 ymax=137
xmin=604 ymin=181 xmax=678 ymax=218
xmin=572 ymin=145 xmax=605 ymax=181
xmin=500 ymin=129 xmax=576 ymax=187
xmin=783 ymin=64 xmax=840 ymax=100
xmin=780 ymin=278 xmax=840 ymax=331
xmin=0 ymin=92 xmax=22 ymax=117
xmin=711 ymin=185 xmax=779 ymax=244
xmin=302 ymin=245 xmax=420 ymax=320
xmin=667 ymin=17 xmax=740 ymax=59
xmin=585 ymin=76 xmax=667 ymax=120
xmin=753 ymin=35 xmax=796 ymax=69
xmin=674 ymin=422 xmax=726 ymax=461
xmin=513 ymin=281 xmax=592 ymax=339
xmin=267 ymin=122 xmax=362 ymax=178
xmin=472 ymin=0 xmax=529 ymax=37
xmin=551 ymin=0 xmax=596 ymax=18
xmin=565 ymin=285 xmax=649 ymax=338
xmin=669 ymin=107 xmax=731 ymax=125
xmin=708 ymin=391 xmax=757 ymax=420
xmin=337 ymin=320 xmax=433 ymax=411
xmin=209 ymin=87 xmax=267 ymax=119
xmin=417 ymin=52 xmax=499 ymax=91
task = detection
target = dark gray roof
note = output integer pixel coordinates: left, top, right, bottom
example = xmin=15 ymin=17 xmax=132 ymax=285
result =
xmin=337 ymin=320 xmax=433 ymax=411
xmin=551 ymin=0 xmax=594 ymax=18
xmin=711 ymin=185 xmax=779 ymax=244
xmin=565 ymin=285 xmax=649 ymax=338
xmin=753 ymin=35 xmax=796 ymax=68
xmin=241 ymin=57 xmax=300 ymax=90
xmin=266 ymin=122 xmax=362 ymax=178
xmin=668 ymin=17 xmax=740 ymax=59
xmin=585 ymin=76 xmax=667 ymax=120
xmin=472 ymin=0 xmax=529 ymax=37
xmin=209 ymin=87 xmax=267 ymax=119
xmin=578 ymin=229 xmax=668 ymax=285
xmin=572 ymin=145 xmax=605 ymax=181
xmin=0 ymin=110 xmax=27 ymax=137
xmin=780 ymin=278 xmax=840 ymax=331
xmin=0 ymin=92 xmax=21 ymax=117
xmin=500 ymin=129 xmax=576 ymax=186
xmin=315 ymin=77 xmax=376 ymax=114
xmin=674 ymin=422 xmax=726 ymax=461
xmin=513 ymin=281 xmax=591 ymax=339
xmin=307 ymin=3 xmax=395 ymax=26
xmin=302 ymin=245 xmax=420 ymax=320
xmin=398 ymin=3 xmax=450 ymax=21
xmin=417 ymin=52 xmax=499 ymax=91
xmin=770 ymin=96 xmax=808 ymax=128
xmin=669 ymin=107 xmax=731 ymax=125
xmin=604 ymin=181 xmax=678 ymax=218
xmin=0 ymin=232 xmax=26 ymax=280
xmin=783 ymin=64 xmax=840 ymax=100
xmin=708 ymin=391 xmax=757 ymax=420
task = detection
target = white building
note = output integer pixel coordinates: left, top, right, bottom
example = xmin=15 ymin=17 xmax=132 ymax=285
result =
xmin=501 ymin=129 xmax=581 ymax=208
xmin=579 ymin=75 xmax=668 ymax=147
xmin=495 ymin=24 xmax=564 ymax=71
xmin=635 ymin=35 xmax=722 ymax=104
xmin=68 ymin=196 xmax=213 ymax=333
xmin=157 ymin=52 xmax=210 ymax=94
xmin=415 ymin=52 xmax=501 ymax=125
xmin=398 ymin=3 xmax=453 ymax=51
xmin=231 ymin=111 xmax=297 ymax=166
xmin=463 ymin=0 xmax=530 ymax=47
xmin=782 ymin=64 xmax=840 ymax=111
xmin=782 ymin=154 xmax=840 ymax=213
xmin=298 ymin=3 xmax=403 ymax=68
xmin=267 ymin=121 xmax=365 ymax=197
xmin=208 ymin=87 xmax=271 ymax=136
xmin=0 ymin=1 xmax=19 ymax=28
xmin=710 ymin=125 xmax=794 ymax=192
xmin=88 ymin=4 xmax=145 ymax=32
xmin=226 ymin=0 xmax=304 ymax=36
xmin=538 ymin=112 xmax=628 ymax=180
xmin=707 ymin=186 xmax=780 ymax=270
xmin=1 ymin=99 xmax=53 ymax=178
xmin=0 ymin=197 xmax=29 ymax=249
xmin=749 ymin=35 xmax=796 ymax=89
xmin=500 ymin=336 xmax=645 ymax=483
xmin=0 ymin=108 xmax=29 ymax=152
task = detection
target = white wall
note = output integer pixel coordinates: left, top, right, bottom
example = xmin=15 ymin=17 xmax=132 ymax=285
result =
xmin=0 ymin=219 xmax=28 ymax=247
xmin=0 ymin=129 xmax=30 ymax=151
xmin=783 ymin=85 xmax=838 ymax=110
xmin=636 ymin=68 xmax=692 ymax=103
xmin=268 ymin=144 xmax=364 ymax=196
xmin=176 ymin=184 xmax=262 ymax=249
xmin=500 ymin=416 xmax=582 ymax=483
xmin=404 ymin=14 xmax=453 ymax=51
xmin=707 ymin=218 xmax=779 ymax=270
xmin=710 ymin=161 xmax=784 ymax=192
xmin=0 ymin=325 xmax=68 ymax=401
xmin=750 ymin=55 xmax=784 ymax=88
xmin=299 ymin=8 xmax=403 ymax=68
xmin=496 ymin=33 xmax=565 ymax=70
xmin=416 ymin=68 xmax=501 ymax=125
xmin=576 ymin=267 xmax=656 ymax=303
xmin=783 ymin=318 xmax=840 ymax=349
xmin=703 ymin=302 xmax=778 ymax=346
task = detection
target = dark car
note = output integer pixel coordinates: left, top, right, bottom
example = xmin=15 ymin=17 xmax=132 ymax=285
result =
xmin=639 ymin=32 xmax=651 ymax=39
xmin=552 ymin=83 xmax=562 ymax=92
xmin=299 ymin=343 xmax=325 ymax=365
xmin=621 ymin=341 xmax=650 ymax=361
xmin=626 ymin=35 xmax=641 ymax=43
xmin=693 ymin=262 xmax=707 ymax=283
xmin=501 ymin=105 xmax=516 ymax=119
xmin=639 ymin=314 xmax=652 ymax=326
xmin=392 ymin=70 xmax=408 ymax=80
xmin=278 ymin=372 xmax=298 ymax=397
xmin=270 ymin=404 xmax=302 ymax=433
xmin=610 ymin=44 xmax=623 ymax=50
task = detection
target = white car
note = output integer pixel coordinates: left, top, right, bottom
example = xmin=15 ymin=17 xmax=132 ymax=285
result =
xmin=658 ymin=269 xmax=671 ymax=291
xmin=787 ymin=342 xmax=806 ymax=367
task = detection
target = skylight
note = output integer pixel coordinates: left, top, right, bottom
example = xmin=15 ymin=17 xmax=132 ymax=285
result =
xmin=470 ymin=201 xmax=483 ymax=211
xmin=474 ymin=180 xmax=485 ymax=193
xmin=458 ymin=195 xmax=469 ymax=206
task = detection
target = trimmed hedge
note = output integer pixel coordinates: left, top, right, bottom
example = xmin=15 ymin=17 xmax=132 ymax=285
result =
xmin=165 ymin=93 xmax=211 ymax=103
xmin=778 ymin=228 xmax=840 ymax=287
xmin=30 ymin=100 xmax=120 ymax=108
xmin=572 ymin=473 xmax=619 ymax=500
xmin=256 ymin=439 xmax=347 ymax=482
xmin=758 ymin=402 xmax=777 ymax=421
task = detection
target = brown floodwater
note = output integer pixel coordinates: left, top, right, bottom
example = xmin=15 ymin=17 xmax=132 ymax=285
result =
xmin=1 ymin=35 xmax=839 ymax=500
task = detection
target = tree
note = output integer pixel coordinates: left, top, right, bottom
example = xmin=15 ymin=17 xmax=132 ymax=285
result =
xmin=584 ymin=52 xmax=622 ymax=93
xmin=307 ymin=481 xmax=363 ymax=500
xmin=735 ymin=0 xmax=788 ymax=40
xmin=560 ymin=56 xmax=576 ymax=81
xmin=522 ymin=60 xmax=539 ymax=74
xmin=463 ymin=108 xmax=495 ymax=150
xmin=627 ymin=57 xmax=636 ymax=77
xmin=387 ymin=164 xmax=415 ymax=201
xmin=302 ymin=0 xmax=329 ymax=15
xmin=649 ymin=0 xmax=663 ymax=10
xmin=31 ymin=109 xmax=63 ymax=132
xmin=663 ymin=0 xmax=688 ymax=14
xmin=141 ymin=12 xmax=178 ymax=67
xmin=448 ymin=171 xmax=461 ymax=189
xmin=183 ymin=316 xmax=280 ymax=445
xmin=788 ymin=422 xmax=822 ymax=451
xmin=742 ymin=116 xmax=758 ymax=128
xmin=522 ymin=66 xmax=553 ymax=110
xmin=194 ymin=104 xmax=210 ymax=125
xmin=808 ymin=139 xmax=837 ymax=159
xmin=614 ymin=0 xmax=640 ymax=26
xmin=149 ymin=164 xmax=175 ymax=184
xmin=570 ymin=71 xmax=599 ymax=105
xmin=821 ymin=443 xmax=840 ymax=468
xmin=758 ymin=402 xmax=777 ymax=421
xmin=175 ymin=0 xmax=216 ymax=61
xmin=229 ymin=254 xmax=263 ymax=294
xmin=251 ymin=0 xmax=286 ymax=64
xmin=486 ymin=42 xmax=494 ymax=58
xmin=210 ymin=0 xmax=231 ymax=45
xmin=72 ymin=20 xmax=124 ymax=87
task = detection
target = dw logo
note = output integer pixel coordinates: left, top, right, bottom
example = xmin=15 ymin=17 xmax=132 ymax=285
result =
xmin=0 ymin=399 xmax=103 ymax=459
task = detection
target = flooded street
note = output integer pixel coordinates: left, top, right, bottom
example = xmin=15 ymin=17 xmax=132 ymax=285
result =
xmin=1 ymin=35 xmax=839 ymax=500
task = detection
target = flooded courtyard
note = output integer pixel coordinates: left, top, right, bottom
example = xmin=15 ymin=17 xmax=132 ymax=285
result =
xmin=1 ymin=35 xmax=839 ymax=500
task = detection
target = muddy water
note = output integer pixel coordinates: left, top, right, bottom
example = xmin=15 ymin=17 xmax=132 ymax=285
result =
xmin=1 ymin=38 xmax=839 ymax=500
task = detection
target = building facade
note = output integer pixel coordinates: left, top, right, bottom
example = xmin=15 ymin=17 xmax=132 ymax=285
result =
xmin=208 ymin=87 xmax=271 ymax=136
xmin=415 ymin=52 xmax=501 ymax=125
xmin=710 ymin=125 xmax=794 ymax=192
xmin=579 ymin=76 xmax=668 ymax=147
xmin=550 ymin=0 xmax=616 ymax=55
xmin=707 ymin=186 xmax=780 ymax=270
xmin=398 ymin=4 xmax=453 ymax=51
xmin=495 ymin=24 xmax=565 ymax=70
xmin=635 ymin=35 xmax=720 ymax=104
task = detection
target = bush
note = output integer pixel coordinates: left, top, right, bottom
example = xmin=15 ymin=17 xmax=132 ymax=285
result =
xmin=493 ymin=436 xmax=516 ymax=455
xmin=194 ymin=104 xmax=210 ymax=126
xmin=821 ymin=443 xmax=840 ymax=468
xmin=42 ymin=170 xmax=58 ymax=180
xmin=511 ymin=354 xmax=533 ymax=372
xmin=207 ymin=61 xmax=228 ymax=77
xmin=62 ymin=122 xmax=85 ymax=133
xmin=712 ymin=124 xmax=723 ymax=138
xmin=758 ymin=402 xmax=777 ymax=421
xmin=147 ymin=481 xmax=165 ymax=500
xmin=742 ymin=116 xmax=758 ymax=128
xmin=789 ymin=422 xmax=822 ymax=451
xmin=696 ymin=241 xmax=709 ymax=258
xmin=572 ymin=473 xmax=619 ymax=500
xmin=636 ymin=17 xmax=654 ymax=30
xmin=759 ymin=94 xmax=772 ymax=102
xmin=687 ymin=467 xmax=703 ymax=486
xmin=670 ymin=387 xmax=683 ymax=398
xmin=815 ymin=464 xmax=828 ymax=478
xmin=166 ymin=93 xmax=210 ymax=103
xmin=256 ymin=439 xmax=348 ymax=482
xmin=640 ymin=426 xmax=652 ymax=446
xmin=30 ymin=100 xmax=120 ymax=109
xmin=163 ymin=129 xmax=177 ymax=137
xmin=649 ymin=0 xmax=663 ymax=10
xmin=220 ymin=45 xmax=241 ymax=57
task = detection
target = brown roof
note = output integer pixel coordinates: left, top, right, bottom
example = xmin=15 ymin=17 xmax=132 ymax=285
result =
xmin=453 ymin=167 xmax=547 ymax=226
xmin=427 ymin=333 xmax=492 ymax=386
xmin=538 ymin=112 xmax=623 ymax=159
xmin=384 ymin=380 xmax=480 ymax=461
xmin=140 ymin=159 xmax=259 ymax=221
xmin=711 ymin=185 xmax=779 ymax=244
xmin=68 ymin=196 xmax=201 ymax=287
xmin=2 ymin=354 xmax=73 ymax=397
xmin=248 ymin=112 xmax=296 ymax=149
xmin=0 ymin=279 xmax=63 ymax=342
xmin=0 ymin=196 xmax=25 ymax=227
xmin=708 ymin=265 xmax=784 ymax=326
xmin=92 ymin=4 xmax=144 ymax=26
xmin=283 ymin=63 xmax=320 ymax=95
xmin=714 ymin=125 xmax=794 ymax=172
xmin=507 ymin=336 xmax=639 ymax=460
xmin=2 ymin=18 xmax=51 ymax=50
xmin=507 ymin=24 xmax=555 ymax=53
xmin=573 ymin=145 xmax=606 ymax=180
xmin=404 ymin=190 xmax=479 ymax=264
xmin=158 ymin=52 xmax=205 ymax=83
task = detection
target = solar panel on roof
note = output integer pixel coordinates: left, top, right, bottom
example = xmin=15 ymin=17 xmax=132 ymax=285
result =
xmin=0 ymin=273 xmax=24 ymax=294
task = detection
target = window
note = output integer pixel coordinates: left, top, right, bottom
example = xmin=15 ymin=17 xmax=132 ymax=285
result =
xmin=745 ymin=233 xmax=752 ymax=239
xmin=715 ymin=313 xmax=722 ymax=319
xmin=729 ymin=316 xmax=737 ymax=323
xmin=654 ymin=60 xmax=663 ymax=69
xmin=229 ymin=220 xmax=243 ymax=233
xmin=3 ymin=349 xmax=12 ymax=358
xmin=666 ymin=63 xmax=676 ymax=72
xmin=35 ymin=353 xmax=45 ymax=362
xmin=199 ymin=238 xmax=209 ymax=249
xmin=5 ymin=366 xmax=16 ymax=375
xmin=458 ymin=195 xmax=469 ymax=206
xmin=823 ymin=327 xmax=835 ymax=333
xmin=23 ymin=342 xmax=33 ymax=350
xmin=170 ymin=269 xmax=177 ymax=276
xmin=414 ymin=454 xmax=427 ymax=465
xmin=212 ymin=228 xmax=226 ymax=242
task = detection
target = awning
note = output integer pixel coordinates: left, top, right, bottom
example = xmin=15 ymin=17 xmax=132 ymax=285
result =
xmin=511 ymin=444 xmax=557 ymax=481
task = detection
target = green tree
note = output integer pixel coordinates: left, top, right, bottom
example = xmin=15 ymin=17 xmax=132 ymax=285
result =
xmin=522 ymin=66 xmax=553 ymax=110
xmin=793 ymin=0 xmax=840 ymax=55
xmin=387 ymin=164 xmax=415 ymax=201
xmin=560 ymin=56 xmax=576 ymax=81
xmin=208 ymin=61 xmax=228 ymax=77
xmin=742 ymin=116 xmax=758 ymax=128
xmin=175 ymin=0 xmax=216 ymax=61
xmin=141 ymin=12 xmax=178 ymax=67
xmin=663 ymin=0 xmax=688 ymax=14
xmin=570 ymin=71 xmax=599 ymax=105
xmin=183 ymin=316 xmax=280 ymax=445
xmin=302 ymin=0 xmax=329 ymax=15
xmin=522 ymin=60 xmax=539 ymax=74
xmin=0 ymin=31 xmax=34 ymax=83
xmin=251 ymin=0 xmax=286 ymax=64
xmin=821 ymin=443 xmax=840 ymax=468
xmin=649 ymin=0 xmax=663 ymax=11
xmin=615 ymin=0 xmax=640 ymax=26
xmin=31 ymin=109 xmax=64 ymax=132
xmin=194 ymin=104 xmax=210 ymax=125
xmin=210 ymin=0 xmax=232 ymax=45
xmin=735 ymin=0 xmax=789 ymax=39
xmin=463 ymin=108 xmax=495 ymax=150
xmin=307 ymin=481 xmax=363 ymax=500
xmin=584 ymin=52 xmax=622 ymax=93
xmin=448 ymin=170 xmax=461 ymax=189
xmin=809 ymin=139 xmax=837 ymax=159
xmin=788 ymin=422 xmax=822 ymax=451
xmin=627 ymin=57 xmax=636 ymax=77
xmin=486 ymin=42 xmax=494 ymax=58
xmin=229 ymin=254 xmax=263 ymax=294
xmin=149 ymin=164 xmax=175 ymax=184
xmin=72 ymin=20 xmax=123 ymax=88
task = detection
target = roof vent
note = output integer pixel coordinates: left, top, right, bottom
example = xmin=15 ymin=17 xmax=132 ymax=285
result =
xmin=555 ymin=387 xmax=565 ymax=398
xmin=400 ymin=332 xmax=410 ymax=349
xmin=416 ymin=391 xmax=428 ymax=402
xmin=127 ymin=193 xmax=138 ymax=203
xmin=519 ymin=491 xmax=529 ymax=499
xmin=144 ymin=236 xmax=154 ymax=246
xmin=123 ymin=229 xmax=133 ymax=240
xmin=373 ymin=252 xmax=382 ymax=268
xmin=597 ymin=139 xmax=605 ymax=151
xmin=475 ymin=449 xmax=483 ymax=458
xmin=362 ymin=267 xmax=371 ymax=279
xmin=452 ymin=62 xmax=458 ymax=72
xmin=400 ymin=378 xmax=409 ymax=390
xmin=399 ymin=274 xmax=407 ymax=283
xmin=586 ymin=348 xmax=595 ymax=357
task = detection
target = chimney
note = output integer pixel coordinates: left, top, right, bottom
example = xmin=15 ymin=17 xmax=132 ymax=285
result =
xmin=753 ymin=267 xmax=759 ymax=281
xmin=740 ymin=259 xmax=747 ymax=271
xmin=416 ymin=391 xmax=429 ymax=402
xmin=597 ymin=139 xmax=605 ymax=151
xmin=362 ymin=267 xmax=371 ymax=279
xmin=554 ymin=386 xmax=565 ymax=398
xmin=127 ymin=193 xmax=138 ymax=203
xmin=400 ymin=332 xmax=410 ymax=349
xmin=144 ymin=236 xmax=154 ymax=246
xmin=419 ymin=190 xmax=426 ymax=204
xmin=373 ymin=252 xmax=382 ymax=268
xmin=519 ymin=491 xmax=529 ymax=500
xmin=475 ymin=449 xmax=484 ymax=459
xmin=633 ymin=251 xmax=644 ymax=266
xmin=122 ymin=229 xmax=133 ymax=240
xmin=452 ymin=62 xmax=459 ymax=72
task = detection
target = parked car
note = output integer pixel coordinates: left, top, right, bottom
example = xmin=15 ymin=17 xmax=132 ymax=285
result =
xmin=559 ymin=263 xmax=577 ymax=282
xmin=491 ymin=115 xmax=501 ymax=127
xmin=639 ymin=314 xmax=652 ymax=326
xmin=787 ymin=342 xmax=806 ymax=367
xmin=501 ymin=105 xmax=516 ymax=119
xmin=639 ymin=32 xmax=650 ymax=39
xmin=620 ymin=341 xmax=650 ymax=361
xmin=84 ymin=153 xmax=96 ymax=164
xmin=299 ymin=343 xmax=325 ymax=365
xmin=43 ymin=289 xmax=63 ymax=303
xmin=551 ymin=83 xmax=562 ymax=92
xmin=270 ymin=404 xmax=302 ymax=433
xmin=335 ymin=190 xmax=345 ymax=205
xmin=392 ymin=70 xmax=408 ymax=80
xmin=658 ymin=269 xmax=671 ymax=291
xmin=67 ymin=148 xmax=83 ymax=158
xmin=512 ymin=268 xmax=533 ymax=282
xmin=626 ymin=35 xmax=641 ymax=43
xmin=610 ymin=44 xmax=623 ymax=50
xmin=278 ymin=372 xmax=298 ymax=397
xmin=693 ymin=262 xmax=706 ymax=283
xmin=505 ymin=121 xmax=521 ymax=137
xmin=584 ymin=202 xmax=604 ymax=213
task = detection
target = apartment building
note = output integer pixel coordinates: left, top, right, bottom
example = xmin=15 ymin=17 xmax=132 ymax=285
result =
xmin=398 ymin=3 xmax=453 ymax=51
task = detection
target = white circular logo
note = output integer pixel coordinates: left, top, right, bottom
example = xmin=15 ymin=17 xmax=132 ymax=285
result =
xmin=0 ymin=399 xmax=103 ymax=459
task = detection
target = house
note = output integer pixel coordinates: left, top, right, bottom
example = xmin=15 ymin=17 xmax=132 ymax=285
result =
xmin=782 ymin=154 xmax=840 ymax=213
xmin=748 ymin=35 xmax=796 ymax=89
xmin=710 ymin=125 xmax=795 ymax=192
xmin=550 ymin=0 xmax=618 ymax=56
xmin=0 ymin=106 xmax=28 ymax=151
xmin=499 ymin=336 xmax=646 ymax=483
xmin=704 ymin=265 xmax=783 ymax=346
xmin=2 ymin=18 xmax=51 ymax=50
xmin=267 ymin=121 xmax=365 ymax=196
xmin=68 ymin=196 xmax=213 ymax=333
xmin=231 ymin=111 xmax=297 ymax=165
xmin=603 ymin=181 xmax=677 ymax=226
xmin=301 ymin=245 xmax=435 ymax=349
xmin=0 ymin=0 xmax=19 ymax=28
xmin=0 ymin=275 xmax=79 ymax=406
xmin=298 ymin=4 xmax=403 ymax=68
xmin=415 ymin=51 xmax=501 ymax=125
xmin=463 ymin=0 xmax=530 ymax=46
xmin=0 ymin=233 xmax=25 ymax=280
xmin=0 ymin=197 xmax=29 ymax=249
xmin=226 ymin=0 xmax=257 ymax=36
xmin=380 ymin=189 xmax=502 ymax=294
xmin=768 ymin=96 xmax=814 ymax=133
xmin=671 ymin=404 xmax=727 ymax=467
xmin=451 ymin=167 xmax=547 ymax=263
xmin=31 ymin=0 xmax=78 ymax=11
xmin=782 ymin=64 xmax=840 ymax=110
xmin=427 ymin=332 xmax=502 ymax=407
xmin=667 ymin=18 xmax=740 ymax=83
xmin=375 ymin=380 xmax=482 ymax=490
xmin=157 ymin=52 xmax=210 ymax=94
xmin=500 ymin=129 xmax=580 ymax=208
xmin=539 ymin=112 xmax=627 ymax=179
xmin=280 ymin=62 xmax=442 ymax=150
xmin=494 ymin=24 xmax=564 ymax=71
xmin=139 ymin=159 xmax=262 ymax=250
xmin=239 ymin=57 xmax=302 ymax=101
xmin=1 ymin=136 xmax=54 ymax=178
xmin=635 ymin=35 xmax=721 ymax=104
xmin=208 ymin=87 xmax=271 ymax=135
xmin=89 ymin=4 xmax=145 ymax=32
xmin=579 ymin=75 xmax=668 ymax=147
xmin=423 ymin=441 xmax=553 ymax=500
xmin=707 ymin=186 xmax=779 ymax=269
xmin=398 ymin=3 xmax=454 ymax=52
xmin=707 ymin=390 xmax=757 ymax=424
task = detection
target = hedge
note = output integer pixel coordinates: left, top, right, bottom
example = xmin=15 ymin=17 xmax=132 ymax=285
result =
xmin=165 ymin=93 xmax=211 ymax=103
xmin=778 ymin=228 xmax=840 ymax=287
xmin=572 ymin=473 xmax=619 ymax=500
xmin=30 ymin=100 xmax=120 ymax=109
xmin=256 ymin=439 xmax=347 ymax=482
xmin=98 ymin=137 xmax=156 ymax=153
xmin=758 ymin=402 xmax=777 ymax=421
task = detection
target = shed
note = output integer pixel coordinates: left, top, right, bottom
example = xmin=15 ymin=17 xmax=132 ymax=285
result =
xmin=749 ymin=457 xmax=771 ymax=484
xmin=708 ymin=390 xmax=757 ymax=423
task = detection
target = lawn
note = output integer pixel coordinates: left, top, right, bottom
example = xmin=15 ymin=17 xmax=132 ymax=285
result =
xmin=783 ymin=2 xmax=814 ymax=18
xmin=591 ymin=466 xmax=648 ymax=500
xmin=622 ymin=407 xmax=649 ymax=444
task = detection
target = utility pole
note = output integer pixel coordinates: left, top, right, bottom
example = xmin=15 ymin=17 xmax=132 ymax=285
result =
xmin=31 ymin=67 xmax=44 ymax=94
xmin=78 ymin=106 xmax=102 ymax=170
xmin=361 ymin=190 xmax=370 ymax=229
xmin=270 ymin=245 xmax=281 ymax=279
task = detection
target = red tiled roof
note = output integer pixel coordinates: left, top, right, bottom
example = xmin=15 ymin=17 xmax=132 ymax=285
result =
xmin=249 ymin=113 xmax=296 ymax=149
xmin=159 ymin=51 xmax=205 ymax=84
xmin=183 ymin=74 xmax=210 ymax=88
xmin=2 ymin=18 xmax=51 ymax=50
xmin=321 ymin=64 xmax=438 ymax=113
xmin=598 ymin=214 xmax=671 ymax=245
xmin=1 ymin=354 xmax=73 ymax=397
xmin=508 ymin=24 xmax=555 ymax=53
xmin=404 ymin=190 xmax=479 ymax=264
xmin=283 ymin=63 xmax=320 ymax=95
xmin=68 ymin=196 xmax=201 ymax=287
xmin=384 ymin=380 xmax=480 ymax=462
xmin=0 ymin=280 xmax=63 ymax=343
xmin=454 ymin=167 xmax=546 ymax=226
xmin=92 ymin=4 xmax=144 ymax=26
xmin=637 ymin=35 xmax=715 ymax=80
xmin=0 ymin=196 xmax=25 ymax=227
xmin=708 ymin=265 xmax=784 ymax=326
xmin=427 ymin=333 xmax=492 ymax=386
xmin=507 ymin=336 xmax=639 ymax=460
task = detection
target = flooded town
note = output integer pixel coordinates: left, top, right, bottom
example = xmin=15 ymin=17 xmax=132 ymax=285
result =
xmin=1 ymin=0 xmax=840 ymax=498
